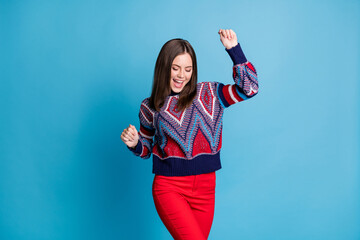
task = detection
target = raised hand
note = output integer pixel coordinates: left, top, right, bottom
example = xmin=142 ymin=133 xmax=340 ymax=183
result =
xmin=121 ymin=124 xmax=139 ymax=148
xmin=218 ymin=29 xmax=238 ymax=50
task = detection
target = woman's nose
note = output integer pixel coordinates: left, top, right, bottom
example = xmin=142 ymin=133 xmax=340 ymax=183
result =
xmin=178 ymin=70 xmax=185 ymax=78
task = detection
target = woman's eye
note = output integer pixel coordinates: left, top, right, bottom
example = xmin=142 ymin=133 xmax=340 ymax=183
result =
xmin=186 ymin=70 xmax=191 ymax=72
xmin=172 ymin=68 xmax=178 ymax=71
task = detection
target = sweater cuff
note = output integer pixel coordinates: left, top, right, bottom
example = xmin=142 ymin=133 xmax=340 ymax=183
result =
xmin=127 ymin=140 xmax=142 ymax=154
xmin=225 ymin=42 xmax=247 ymax=65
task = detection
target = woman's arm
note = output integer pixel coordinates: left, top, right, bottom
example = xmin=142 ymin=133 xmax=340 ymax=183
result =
xmin=217 ymin=29 xmax=259 ymax=108
xmin=121 ymin=98 xmax=155 ymax=159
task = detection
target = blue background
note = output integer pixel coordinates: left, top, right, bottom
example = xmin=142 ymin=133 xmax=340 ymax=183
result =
xmin=1 ymin=0 xmax=359 ymax=239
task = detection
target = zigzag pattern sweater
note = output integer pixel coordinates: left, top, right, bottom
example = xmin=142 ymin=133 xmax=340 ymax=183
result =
xmin=128 ymin=42 xmax=259 ymax=176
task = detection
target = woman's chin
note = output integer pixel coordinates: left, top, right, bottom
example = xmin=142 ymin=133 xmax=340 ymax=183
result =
xmin=171 ymin=88 xmax=181 ymax=93
xmin=171 ymin=85 xmax=183 ymax=93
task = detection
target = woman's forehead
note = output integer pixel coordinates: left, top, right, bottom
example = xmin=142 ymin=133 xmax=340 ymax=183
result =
xmin=172 ymin=53 xmax=192 ymax=66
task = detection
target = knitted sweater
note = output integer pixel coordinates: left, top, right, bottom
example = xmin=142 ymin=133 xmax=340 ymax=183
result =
xmin=128 ymin=42 xmax=258 ymax=176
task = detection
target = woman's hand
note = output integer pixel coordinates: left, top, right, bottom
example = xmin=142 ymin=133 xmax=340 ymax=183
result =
xmin=218 ymin=29 xmax=238 ymax=49
xmin=121 ymin=124 xmax=139 ymax=148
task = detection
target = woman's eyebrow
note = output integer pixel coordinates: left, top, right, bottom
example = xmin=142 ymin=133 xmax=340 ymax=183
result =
xmin=172 ymin=64 xmax=192 ymax=68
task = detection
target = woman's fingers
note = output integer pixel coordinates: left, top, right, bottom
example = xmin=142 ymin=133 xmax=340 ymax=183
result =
xmin=230 ymin=29 xmax=236 ymax=40
xmin=121 ymin=133 xmax=129 ymax=142
xmin=219 ymin=29 xmax=234 ymax=39
xmin=126 ymin=130 xmax=134 ymax=141
xmin=128 ymin=128 xmax=135 ymax=137
xmin=121 ymin=124 xmax=140 ymax=149
xmin=226 ymin=29 xmax=230 ymax=39
xmin=129 ymin=126 xmax=139 ymax=141
xmin=126 ymin=127 xmax=134 ymax=137
xmin=218 ymin=29 xmax=224 ymax=38
xmin=121 ymin=128 xmax=134 ymax=142
xmin=121 ymin=132 xmax=129 ymax=141
xmin=222 ymin=29 xmax=227 ymax=38
xmin=129 ymin=125 xmax=137 ymax=135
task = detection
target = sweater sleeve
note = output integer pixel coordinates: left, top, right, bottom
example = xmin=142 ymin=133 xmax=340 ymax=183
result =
xmin=127 ymin=98 xmax=155 ymax=159
xmin=216 ymin=42 xmax=259 ymax=108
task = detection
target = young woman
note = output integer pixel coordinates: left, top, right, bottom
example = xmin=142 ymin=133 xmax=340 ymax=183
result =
xmin=121 ymin=29 xmax=258 ymax=240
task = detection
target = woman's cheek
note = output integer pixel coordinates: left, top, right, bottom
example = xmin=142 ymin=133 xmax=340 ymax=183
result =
xmin=187 ymin=73 xmax=192 ymax=80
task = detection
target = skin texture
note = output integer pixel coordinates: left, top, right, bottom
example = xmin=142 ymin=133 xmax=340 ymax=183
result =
xmin=121 ymin=124 xmax=139 ymax=148
xmin=121 ymin=29 xmax=238 ymax=148
xmin=170 ymin=53 xmax=193 ymax=93
xmin=218 ymin=29 xmax=238 ymax=49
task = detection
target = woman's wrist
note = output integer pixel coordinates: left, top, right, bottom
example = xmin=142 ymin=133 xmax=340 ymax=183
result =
xmin=127 ymin=140 xmax=141 ymax=153
xmin=225 ymin=42 xmax=238 ymax=50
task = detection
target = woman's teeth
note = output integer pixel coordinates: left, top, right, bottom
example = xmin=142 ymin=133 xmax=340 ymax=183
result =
xmin=173 ymin=79 xmax=184 ymax=88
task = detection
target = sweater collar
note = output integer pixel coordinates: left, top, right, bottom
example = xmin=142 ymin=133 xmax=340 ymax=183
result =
xmin=169 ymin=90 xmax=180 ymax=96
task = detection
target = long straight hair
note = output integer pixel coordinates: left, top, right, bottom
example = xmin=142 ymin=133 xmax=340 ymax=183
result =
xmin=149 ymin=38 xmax=198 ymax=112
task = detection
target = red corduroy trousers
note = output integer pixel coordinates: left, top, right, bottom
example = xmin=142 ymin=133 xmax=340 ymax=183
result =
xmin=152 ymin=172 xmax=216 ymax=240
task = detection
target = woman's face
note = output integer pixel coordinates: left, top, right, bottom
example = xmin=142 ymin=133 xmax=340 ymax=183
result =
xmin=170 ymin=53 xmax=193 ymax=93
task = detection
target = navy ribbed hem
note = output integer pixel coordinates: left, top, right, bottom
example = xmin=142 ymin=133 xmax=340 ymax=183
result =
xmin=127 ymin=141 xmax=142 ymax=155
xmin=152 ymin=152 xmax=222 ymax=176
xmin=225 ymin=42 xmax=247 ymax=65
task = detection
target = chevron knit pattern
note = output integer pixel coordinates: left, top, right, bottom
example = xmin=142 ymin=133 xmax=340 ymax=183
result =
xmin=128 ymin=43 xmax=259 ymax=176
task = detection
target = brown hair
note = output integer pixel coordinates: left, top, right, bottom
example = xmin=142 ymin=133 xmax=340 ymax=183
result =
xmin=149 ymin=38 xmax=198 ymax=112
